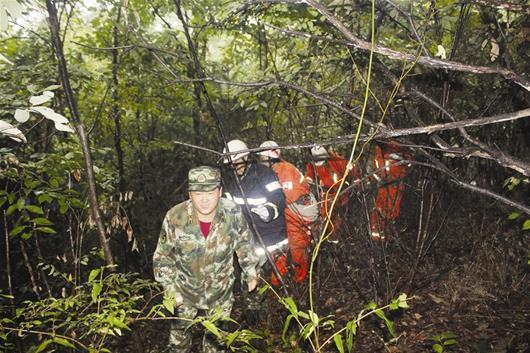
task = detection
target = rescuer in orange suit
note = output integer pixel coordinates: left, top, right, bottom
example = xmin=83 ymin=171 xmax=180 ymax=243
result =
xmin=305 ymin=146 xmax=360 ymax=232
xmin=369 ymin=140 xmax=412 ymax=242
xmin=259 ymin=141 xmax=319 ymax=285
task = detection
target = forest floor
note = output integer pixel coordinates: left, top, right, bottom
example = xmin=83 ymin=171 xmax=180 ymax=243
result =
xmin=119 ymin=185 xmax=530 ymax=353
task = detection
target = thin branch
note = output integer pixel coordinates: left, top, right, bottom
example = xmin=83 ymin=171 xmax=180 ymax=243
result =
xmin=246 ymin=0 xmax=530 ymax=90
xmin=467 ymin=0 xmax=530 ymax=12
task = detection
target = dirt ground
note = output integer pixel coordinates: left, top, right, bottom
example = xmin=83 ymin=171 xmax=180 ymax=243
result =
xmin=120 ymin=178 xmax=530 ymax=353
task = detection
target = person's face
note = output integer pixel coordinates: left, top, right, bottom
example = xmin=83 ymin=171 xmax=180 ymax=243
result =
xmin=232 ymin=157 xmax=248 ymax=176
xmin=259 ymin=155 xmax=270 ymax=166
xmin=189 ymin=187 xmax=222 ymax=220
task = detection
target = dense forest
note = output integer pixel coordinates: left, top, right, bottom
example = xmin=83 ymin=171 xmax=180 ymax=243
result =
xmin=1 ymin=0 xmax=529 ymax=352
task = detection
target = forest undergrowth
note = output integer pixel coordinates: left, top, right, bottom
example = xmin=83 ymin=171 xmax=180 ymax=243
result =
xmin=113 ymin=173 xmax=529 ymax=353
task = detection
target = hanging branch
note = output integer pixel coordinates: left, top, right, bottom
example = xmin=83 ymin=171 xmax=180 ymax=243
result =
xmin=467 ymin=0 xmax=530 ymax=12
xmin=45 ymin=0 xmax=115 ymax=267
xmin=240 ymin=0 xmax=530 ymax=90
xmin=410 ymin=91 xmax=530 ymax=177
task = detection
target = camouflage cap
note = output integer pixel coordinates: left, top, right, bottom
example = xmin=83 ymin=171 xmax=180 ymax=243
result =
xmin=188 ymin=166 xmax=221 ymax=192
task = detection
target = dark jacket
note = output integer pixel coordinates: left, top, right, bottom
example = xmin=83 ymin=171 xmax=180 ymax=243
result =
xmin=223 ymin=161 xmax=287 ymax=249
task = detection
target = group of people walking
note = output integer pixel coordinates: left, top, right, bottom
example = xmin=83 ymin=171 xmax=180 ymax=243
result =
xmin=152 ymin=138 xmax=413 ymax=352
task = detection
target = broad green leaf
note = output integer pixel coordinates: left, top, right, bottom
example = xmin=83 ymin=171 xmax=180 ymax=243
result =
xmin=36 ymin=227 xmax=56 ymax=234
xmin=375 ymin=309 xmax=395 ymax=337
xmin=9 ymin=225 xmax=26 ymax=236
xmin=32 ymin=217 xmax=53 ymax=226
xmin=508 ymin=212 xmax=520 ymax=220
xmin=58 ymin=199 xmax=68 ymax=214
xmin=52 ymin=337 xmax=75 ymax=348
xmin=397 ymin=293 xmax=409 ymax=308
xmin=91 ymin=282 xmax=102 ymax=302
xmin=226 ymin=331 xmax=240 ymax=347
xmin=282 ymin=296 xmax=298 ymax=315
xmin=201 ymin=320 xmax=221 ymax=338
xmin=16 ymin=198 xmax=24 ymax=210
xmin=38 ymin=194 xmax=53 ymax=204
xmin=26 ymin=205 xmax=44 ymax=214
xmin=433 ymin=343 xmax=443 ymax=353
xmin=162 ymin=292 xmax=175 ymax=314
xmin=6 ymin=203 xmax=18 ymax=216
xmin=34 ymin=339 xmax=52 ymax=353
xmin=333 ymin=333 xmax=344 ymax=353
xmin=88 ymin=268 xmax=101 ymax=282
xmin=523 ymin=220 xmax=530 ymax=231
xmin=109 ymin=316 xmax=130 ymax=330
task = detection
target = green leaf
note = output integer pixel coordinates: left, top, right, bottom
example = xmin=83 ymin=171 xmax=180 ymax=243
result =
xmin=36 ymin=227 xmax=56 ymax=234
xmin=508 ymin=212 xmax=520 ymax=220
xmin=37 ymin=193 xmax=54 ymax=204
xmin=523 ymin=220 xmax=530 ymax=231
xmin=91 ymin=283 xmax=102 ymax=302
xmin=201 ymin=320 xmax=221 ymax=338
xmin=32 ymin=217 xmax=53 ymax=226
xmin=334 ymin=333 xmax=345 ymax=353
xmin=88 ymin=268 xmax=101 ymax=283
xmin=397 ymin=293 xmax=409 ymax=308
xmin=226 ymin=331 xmax=240 ymax=347
xmin=433 ymin=343 xmax=443 ymax=353
xmin=34 ymin=339 xmax=52 ymax=353
xmin=26 ymin=205 xmax=44 ymax=215
xmin=9 ymin=225 xmax=26 ymax=236
xmin=374 ymin=309 xmax=395 ymax=337
xmin=6 ymin=203 xmax=18 ymax=216
xmin=52 ymin=337 xmax=75 ymax=348
xmin=49 ymin=178 xmax=60 ymax=188
xmin=162 ymin=293 xmax=175 ymax=314
xmin=58 ymin=199 xmax=69 ymax=214
xmin=281 ymin=314 xmax=293 ymax=343
xmin=282 ymin=296 xmax=298 ymax=315
xmin=308 ymin=310 xmax=319 ymax=325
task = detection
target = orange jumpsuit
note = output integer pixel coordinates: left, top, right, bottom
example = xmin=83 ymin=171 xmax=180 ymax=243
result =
xmin=369 ymin=143 xmax=411 ymax=241
xmin=269 ymin=160 xmax=312 ymax=285
xmin=305 ymin=158 xmax=360 ymax=230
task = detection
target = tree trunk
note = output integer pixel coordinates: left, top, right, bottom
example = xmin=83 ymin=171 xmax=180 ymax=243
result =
xmin=45 ymin=0 xmax=115 ymax=268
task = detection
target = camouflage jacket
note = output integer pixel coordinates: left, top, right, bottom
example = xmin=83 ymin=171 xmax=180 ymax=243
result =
xmin=153 ymin=198 xmax=259 ymax=309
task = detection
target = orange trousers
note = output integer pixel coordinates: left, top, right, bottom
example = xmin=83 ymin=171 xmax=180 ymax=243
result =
xmin=370 ymin=182 xmax=405 ymax=236
xmin=271 ymin=209 xmax=311 ymax=285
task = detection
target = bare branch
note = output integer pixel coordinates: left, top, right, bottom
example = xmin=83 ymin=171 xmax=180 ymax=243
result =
xmin=467 ymin=0 xmax=530 ymax=12
xmin=247 ymin=0 xmax=530 ymax=90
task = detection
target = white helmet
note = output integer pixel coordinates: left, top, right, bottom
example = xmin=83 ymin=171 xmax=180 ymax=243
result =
xmin=258 ymin=140 xmax=281 ymax=159
xmin=222 ymin=139 xmax=249 ymax=163
xmin=311 ymin=145 xmax=329 ymax=159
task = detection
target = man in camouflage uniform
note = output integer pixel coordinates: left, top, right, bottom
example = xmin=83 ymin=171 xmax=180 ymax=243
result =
xmin=153 ymin=166 xmax=260 ymax=353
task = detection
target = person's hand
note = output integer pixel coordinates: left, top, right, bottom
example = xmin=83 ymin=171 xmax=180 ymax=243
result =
xmin=175 ymin=291 xmax=183 ymax=306
xmin=251 ymin=205 xmax=271 ymax=222
xmin=247 ymin=278 xmax=259 ymax=292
